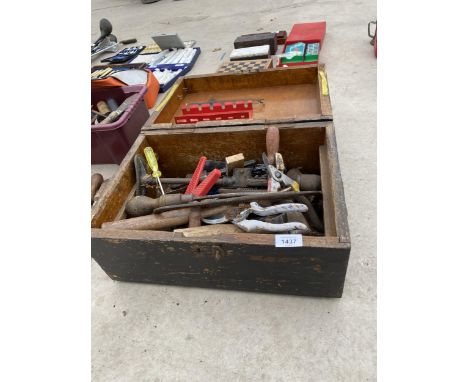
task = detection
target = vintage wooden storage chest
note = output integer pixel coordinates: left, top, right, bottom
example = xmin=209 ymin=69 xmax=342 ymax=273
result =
xmin=144 ymin=65 xmax=332 ymax=130
xmin=91 ymin=121 xmax=350 ymax=297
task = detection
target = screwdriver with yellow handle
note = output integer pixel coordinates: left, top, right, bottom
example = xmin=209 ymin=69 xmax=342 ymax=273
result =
xmin=143 ymin=147 xmax=165 ymax=195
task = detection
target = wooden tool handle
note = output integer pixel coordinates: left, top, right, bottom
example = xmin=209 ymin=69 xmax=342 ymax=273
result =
xmin=174 ymin=224 xmax=242 ymax=237
xmin=100 ymin=94 xmax=138 ymax=124
xmin=102 ymin=205 xmax=230 ymax=231
xmin=266 ymin=126 xmax=279 ymax=165
xmin=125 ymin=194 xmax=193 ymax=217
xmin=91 ymin=173 xmax=104 ymax=205
xmin=188 ymin=207 xmax=202 ymax=228
xmin=96 ymin=101 xmax=111 ymax=115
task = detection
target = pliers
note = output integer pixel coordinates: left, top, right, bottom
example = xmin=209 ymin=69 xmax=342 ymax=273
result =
xmin=203 ymin=202 xmax=309 ymax=233
xmin=262 ymin=152 xmax=300 ymax=191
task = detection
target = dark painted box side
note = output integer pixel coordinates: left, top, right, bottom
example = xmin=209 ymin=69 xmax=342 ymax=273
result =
xmin=91 ymin=231 xmax=350 ymax=297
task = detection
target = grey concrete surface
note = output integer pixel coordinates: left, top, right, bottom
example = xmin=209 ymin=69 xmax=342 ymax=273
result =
xmin=91 ymin=0 xmax=376 ymax=381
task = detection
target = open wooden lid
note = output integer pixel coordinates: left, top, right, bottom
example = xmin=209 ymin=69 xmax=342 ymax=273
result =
xmin=143 ymin=64 xmax=332 ymax=131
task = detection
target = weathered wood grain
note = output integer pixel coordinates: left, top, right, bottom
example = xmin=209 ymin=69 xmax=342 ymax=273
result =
xmin=92 ymin=228 xmax=350 ymax=297
xmin=319 ymin=145 xmax=337 ymax=236
xmin=318 ymin=63 xmax=333 ymax=118
xmin=143 ymin=65 xmax=333 ymax=130
xmin=91 ymin=121 xmax=351 ymax=297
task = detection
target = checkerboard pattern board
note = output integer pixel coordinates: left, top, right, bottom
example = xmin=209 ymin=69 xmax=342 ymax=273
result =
xmin=217 ymin=59 xmax=272 ymax=74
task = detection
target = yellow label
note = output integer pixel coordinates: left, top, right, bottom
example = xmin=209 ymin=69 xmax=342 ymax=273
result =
xmin=319 ymin=70 xmax=329 ymax=96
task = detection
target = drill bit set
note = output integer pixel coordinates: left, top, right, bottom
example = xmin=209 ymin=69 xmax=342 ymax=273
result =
xmin=151 ymin=68 xmax=183 ymax=86
xmin=134 ymin=47 xmax=201 ymax=91
xmin=102 ymin=127 xmax=324 ymax=236
xmin=136 ymin=47 xmax=199 ymax=70
xmin=174 ymin=99 xmax=264 ymax=124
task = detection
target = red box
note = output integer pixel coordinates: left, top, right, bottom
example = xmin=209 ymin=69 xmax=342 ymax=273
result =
xmin=279 ymin=22 xmax=326 ymax=67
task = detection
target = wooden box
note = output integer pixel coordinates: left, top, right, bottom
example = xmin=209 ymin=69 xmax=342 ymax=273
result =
xmin=145 ymin=65 xmax=332 ymax=130
xmin=234 ymin=32 xmax=277 ymax=55
xmin=91 ymin=122 xmax=350 ymax=297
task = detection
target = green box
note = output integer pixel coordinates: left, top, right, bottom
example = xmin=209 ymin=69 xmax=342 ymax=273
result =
xmin=304 ymin=43 xmax=320 ymax=62
xmin=282 ymin=42 xmax=305 ymax=64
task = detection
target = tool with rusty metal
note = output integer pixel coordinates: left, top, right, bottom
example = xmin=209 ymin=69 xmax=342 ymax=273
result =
xmin=294 ymin=195 xmax=324 ymax=233
xmin=203 ymin=158 xmax=258 ymax=176
xmin=286 ymin=168 xmax=321 ymax=191
xmin=127 ymin=192 xmax=265 ymax=217
xmin=286 ymin=210 xmax=311 ymax=234
xmin=262 ymin=153 xmax=300 ymax=192
xmin=143 ymin=167 xmax=267 ymax=189
xmin=125 ymin=191 xmax=312 ymax=217
xmin=99 ymin=94 xmax=139 ymax=124
xmin=152 ymin=190 xmax=319 ymax=214
xmin=91 ymin=108 xmax=107 ymax=122
xmin=126 ymin=194 xmax=193 ymax=216
xmin=203 ymin=202 xmax=309 ymax=233
xmin=144 ymin=147 xmax=165 ymax=195
xmin=91 ymin=173 xmax=104 ymax=205
xmin=134 ymin=154 xmax=150 ymax=196
xmin=102 ymin=205 xmax=231 ymax=231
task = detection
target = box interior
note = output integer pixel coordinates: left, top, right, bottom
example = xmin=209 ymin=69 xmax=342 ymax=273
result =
xmin=92 ymin=125 xmax=339 ymax=245
xmin=151 ymin=67 xmax=322 ymax=125
xmin=149 ymin=127 xmax=323 ymax=177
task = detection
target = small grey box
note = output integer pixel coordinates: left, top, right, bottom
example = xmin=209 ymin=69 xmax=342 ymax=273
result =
xmin=151 ymin=34 xmax=185 ymax=50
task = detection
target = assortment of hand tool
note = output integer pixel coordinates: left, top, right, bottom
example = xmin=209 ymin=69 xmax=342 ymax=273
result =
xmin=139 ymin=44 xmax=162 ymax=55
xmin=134 ymin=48 xmax=198 ymax=69
xmin=102 ymin=46 xmax=145 ymax=64
xmin=91 ymin=65 xmax=146 ymax=80
xmin=91 ymin=94 xmax=138 ymax=124
xmin=154 ymin=48 xmax=198 ymax=66
xmin=101 ymin=127 xmax=324 ymax=236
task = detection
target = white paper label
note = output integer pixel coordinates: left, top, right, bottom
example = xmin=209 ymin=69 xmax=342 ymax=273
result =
xmin=275 ymin=234 xmax=303 ymax=248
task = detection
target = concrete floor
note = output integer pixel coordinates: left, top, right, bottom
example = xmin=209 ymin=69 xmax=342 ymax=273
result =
xmin=91 ymin=1 xmax=376 ymax=381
